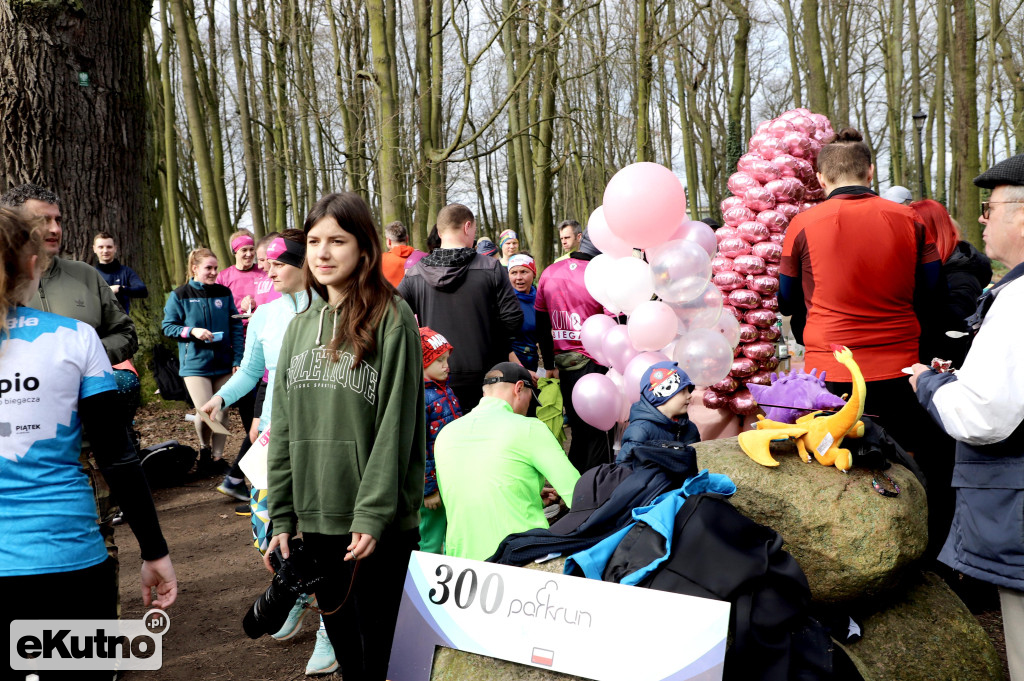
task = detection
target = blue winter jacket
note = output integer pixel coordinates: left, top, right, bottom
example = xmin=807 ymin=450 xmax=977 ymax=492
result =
xmin=424 ymin=379 xmax=461 ymax=496
xmin=616 ymin=398 xmax=701 ymax=466
xmin=162 ymin=280 xmax=244 ymax=377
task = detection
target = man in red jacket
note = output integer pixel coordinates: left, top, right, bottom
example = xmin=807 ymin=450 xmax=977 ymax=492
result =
xmin=779 ymin=128 xmax=940 ymax=455
xmin=381 ymin=221 xmax=426 ymax=287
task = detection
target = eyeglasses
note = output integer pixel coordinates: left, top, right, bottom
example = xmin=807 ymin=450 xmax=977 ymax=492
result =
xmin=981 ymin=200 xmax=1024 ymax=219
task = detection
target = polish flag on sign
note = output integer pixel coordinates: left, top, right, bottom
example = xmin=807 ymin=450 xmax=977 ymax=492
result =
xmin=531 ymin=647 xmax=554 ymax=666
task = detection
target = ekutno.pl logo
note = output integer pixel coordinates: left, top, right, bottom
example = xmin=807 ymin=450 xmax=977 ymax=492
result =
xmin=9 ymin=609 xmax=169 ymax=672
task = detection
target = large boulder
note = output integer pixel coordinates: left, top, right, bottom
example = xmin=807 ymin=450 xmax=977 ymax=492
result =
xmin=843 ymin=571 xmax=1003 ymax=681
xmin=694 ymin=436 xmax=928 ymax=602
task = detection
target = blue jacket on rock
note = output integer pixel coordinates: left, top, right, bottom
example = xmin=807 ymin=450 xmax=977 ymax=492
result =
xmin=162 ymin=280 xmax=244 ymax=377
xmin=616 ymin=398 xmax=700 ymax=467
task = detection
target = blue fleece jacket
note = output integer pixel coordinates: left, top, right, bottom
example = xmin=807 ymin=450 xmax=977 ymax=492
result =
xmin=616 ymin=398 xmax=701 ymax=466
xmin=162 ymin=280 xmax=243 ymax=376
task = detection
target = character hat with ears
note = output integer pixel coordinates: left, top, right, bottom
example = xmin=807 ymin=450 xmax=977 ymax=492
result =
xmin=640 ymin=361 xmax=694 ymax=407
xmin=420 ymin=327 xmax=454 ymax=370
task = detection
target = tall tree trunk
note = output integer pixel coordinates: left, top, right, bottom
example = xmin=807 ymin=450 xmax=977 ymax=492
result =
xmin=635 ymin=0 xmax=653 ymax=162
xmin=780 ymin=0 xmax=803 ymax=108
xmin=530 ymin=0 xmax=563 ymax=269
xmin=367 ymin=0 xmax=405 ymax=227
xmin=882 ymin=2 xmax=905 ymax=186
xmin=0 ymin=0 xmax=162 ymax=349
xmin=230 ymin=0 xmax=266 ymax=238
xmin=159 ymin=0 xmax=185 ymax=283
xmin=723 ymin=0 xmax=750 ymax=172
xmin=991 ymin=0 xmax=1024 ymax=154
xmin=167 ymin=0 xmax=229 ymax=261
xmin=934 ymin=0 xmax=948 ymax=204
xmin=950 ymin=0 xmax=981 ymax=247
xmin=801 ymin=0 xmax=829 ymax=115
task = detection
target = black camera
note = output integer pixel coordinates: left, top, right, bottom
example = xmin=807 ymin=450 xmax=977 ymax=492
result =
xmin=242 ymin=538 xmax=326 ymax=639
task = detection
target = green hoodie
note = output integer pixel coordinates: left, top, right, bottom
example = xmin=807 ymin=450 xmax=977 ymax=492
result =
xmin=268 ymin=295 xmax=426 ymax=540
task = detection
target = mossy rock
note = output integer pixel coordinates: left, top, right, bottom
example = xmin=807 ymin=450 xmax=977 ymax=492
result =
xmin=694 ymin=436 xmax=928 ymax=603
xmin=844 ymin=572 xmax=1004 ymax=681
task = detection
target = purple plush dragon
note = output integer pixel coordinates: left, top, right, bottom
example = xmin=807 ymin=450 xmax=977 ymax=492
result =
xmin=746 ymin=367 xmax=847 ymax=423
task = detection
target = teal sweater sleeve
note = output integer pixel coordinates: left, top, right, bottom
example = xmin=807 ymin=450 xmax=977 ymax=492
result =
xmin=216 ymin=305 xmax=267 ymax=408
xmin=267 ymin=322 xmax=296 ymax=536
xmin=350 ymin=305 xmax=427 ymax=539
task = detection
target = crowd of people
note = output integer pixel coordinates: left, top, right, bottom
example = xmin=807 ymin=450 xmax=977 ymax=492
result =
xmin=1 ymin=131 xmax=1022 ymax=680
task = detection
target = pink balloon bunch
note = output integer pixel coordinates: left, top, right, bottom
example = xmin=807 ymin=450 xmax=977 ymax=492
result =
xmin=705 ymin=107 xmax=834 ymax=414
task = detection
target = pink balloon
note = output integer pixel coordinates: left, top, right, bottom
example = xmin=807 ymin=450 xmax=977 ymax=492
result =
xmin=712 ymin=270 xmax=746 ymax=291
xmin=587 ymin=205 xmax=634 ymax=258
xmin=756 ymin=210 xmax=788 ymax=232
xmin=752 ymin=241 xmax=783 ymax=263
xmin=703 ymin=389 xmax=730 ymax=410
xmin=756 ymin=137 xmax=789 ymax=161
xmin=761 ymin=295 xmax=780 ymax=311
xmin=737 ymin=221 xmax=770 ymax=244
xmin=748 ymin=275 xmax=780 ymax=296
xmin=720 ymin=195 xmax=746 ymax=214
xmin=718 ymin=237 xmax=752 ymax=259
xmin=748 ymin=159 xmax=782 ymax=184
xmin=743 ymin=187 xmax=776 ymax=212
xmin=728 ymin=172 xmax=761 ymax=196
xmin=602 ymin=324 xmax=639 ymax=373
xmin=733 ymin=254 xmax=767 ymax=275
xmin=773 ymin=154 xmax=799 ymax=177
xmin=711 ymin=256 xmax=735 ymax=274
xmin=776 ymin=203 xmax=800 ymax=221
xmin=604 ymin=163 xmax=687 ymax=249
xmin=723 ymin=205 xmax=756 ymax=227
xmin=738 ymin=324 xmax=760 ymax=343
xmin=730 ymin=388 xmax=760 ymax=415
xmin=670 ymin=220 xmax=718 ymax=257
xmin=572 ymin=373 xmax=622 ymax=431
xmin=628 ymin=301 xmax=679 ymax=351
xmin=715 ymin=226 xmax=740 ymax=242
xmin=623 ymin=351 xmax=670 ymax=402
xmin=728 ymin=289 xmax=762 ymax=310
xmin=765 ymin=263 xmax=781 ymax=278
xmin=768 ymin=119 xmax=796 ymax=138
xmin=580 ymin=314 xmax=616 ymax=365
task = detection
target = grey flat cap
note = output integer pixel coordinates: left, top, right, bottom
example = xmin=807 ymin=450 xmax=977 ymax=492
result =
xmin=974 ymin=152 xmax=1024 ymax=189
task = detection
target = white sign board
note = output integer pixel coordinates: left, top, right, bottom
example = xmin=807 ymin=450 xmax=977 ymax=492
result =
xmin=387 ymin=551 xmax=730 ymax=681
xmin=238 ymin=423 xmax=269 ymax=489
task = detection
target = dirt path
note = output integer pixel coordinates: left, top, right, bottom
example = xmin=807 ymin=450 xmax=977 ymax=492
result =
xmin=120 ymin=402 xmax=338 ymax=680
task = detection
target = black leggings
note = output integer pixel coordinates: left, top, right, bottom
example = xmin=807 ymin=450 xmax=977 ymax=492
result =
xmin=305 ymin=527 xmax=420 ymax=681
xmin=1 ymin=558 xmax=117 ymax=681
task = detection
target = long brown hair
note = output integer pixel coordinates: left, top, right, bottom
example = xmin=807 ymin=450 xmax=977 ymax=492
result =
xmin=303 ymin=192 xmax=395 ymax=366
xmin=1 ymin=207 xmax=49 ymax=341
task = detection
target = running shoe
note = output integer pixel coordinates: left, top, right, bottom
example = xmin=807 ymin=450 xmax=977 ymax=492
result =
xmin=305 ymin=626 xmax=339 ymax=676
xmin=272 ymin=594 xmax=315 ymax=641
xmin=234 ymin=503 xmax=251 ymax=517
xmin=216 ymin=477 xmax=250 ymax=502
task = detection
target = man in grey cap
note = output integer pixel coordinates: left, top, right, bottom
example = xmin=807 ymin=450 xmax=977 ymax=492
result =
xmin=910 ymin=152 xmax=1024 ymax=680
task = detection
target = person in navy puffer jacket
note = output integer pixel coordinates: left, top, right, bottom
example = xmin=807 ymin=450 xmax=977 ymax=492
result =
xmin=420 ymin=327 xmax=462 ymax=553
xmin=616 ymin=361 xmax=700 ymax=468
xmin=162 ymin=248 xmax=244 ymax=469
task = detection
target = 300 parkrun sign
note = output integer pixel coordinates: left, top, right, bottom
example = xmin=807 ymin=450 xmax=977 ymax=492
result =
xmin=9 ymin=609 xmax=169 ymax=672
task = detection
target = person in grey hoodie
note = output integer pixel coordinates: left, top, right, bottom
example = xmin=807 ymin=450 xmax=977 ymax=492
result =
xmin=398 ymin=204 xmax=522 ymax=412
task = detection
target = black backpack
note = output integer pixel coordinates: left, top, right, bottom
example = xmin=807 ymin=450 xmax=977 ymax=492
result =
xmin=139 ymin=440 xmax=198 ymax=488
xmin=150 ymin=343 xmax=192 ymax=406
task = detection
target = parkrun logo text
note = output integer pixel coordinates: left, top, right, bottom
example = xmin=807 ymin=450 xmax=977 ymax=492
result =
xmin=9 ymin=609 xmax=169 ymax=672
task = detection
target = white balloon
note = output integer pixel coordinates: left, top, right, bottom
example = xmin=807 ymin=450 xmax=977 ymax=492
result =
xmin=672 ymin=328 xmax=734 ymax=386
xmin=712 ymin=311 xmax=741 ymax=348
xmin=648 ymin=240 xmax=712 ymax=303
xmin=606 ymin=257 xmax=654 ymax=314
xmin=669 ymin=284 xmax=723 ymax=332
xmin=583 ymin=254 xmax=620 ymax=313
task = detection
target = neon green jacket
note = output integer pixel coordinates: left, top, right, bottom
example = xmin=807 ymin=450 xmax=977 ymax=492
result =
xmin=435 ymin=397 xmax=580 ymax=560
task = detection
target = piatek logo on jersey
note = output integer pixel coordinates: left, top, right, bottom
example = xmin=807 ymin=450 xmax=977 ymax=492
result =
xmin=9 ymin=609 xmax=169 ymax=672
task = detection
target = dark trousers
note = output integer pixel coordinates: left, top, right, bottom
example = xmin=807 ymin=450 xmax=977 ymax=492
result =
xmin=228 ymin=384 xmax=259 ymax=479
xmin=825 ymin=376 xmax=932 ymax=455
xmin=561 ymin=360 xmax=614 ymax=474
xmin=449 ymin=373 xmax=485 ymax=414
xmin=2 ymin=558 xmax=116 ymax=681
xmin=305 ymin=527 xmax=420 ymax=681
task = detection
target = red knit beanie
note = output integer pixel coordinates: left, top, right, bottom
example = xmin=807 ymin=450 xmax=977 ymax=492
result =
xmin=420 ymin=327 xmax=454 ymax=369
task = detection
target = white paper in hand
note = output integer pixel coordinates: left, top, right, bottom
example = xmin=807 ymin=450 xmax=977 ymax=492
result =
xmin=239 ymin=424 xmax=270 ymax=489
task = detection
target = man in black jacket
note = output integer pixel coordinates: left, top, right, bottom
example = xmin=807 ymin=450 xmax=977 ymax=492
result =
xmin=398 ymin=204 xmax=523 ymax=412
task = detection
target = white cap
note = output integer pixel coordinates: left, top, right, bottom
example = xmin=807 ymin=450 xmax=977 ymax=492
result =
xmin=881 ymin=185 xmax=913 ymax=204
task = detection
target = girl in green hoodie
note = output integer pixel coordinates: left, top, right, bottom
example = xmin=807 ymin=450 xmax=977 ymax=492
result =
xmin=265 ymin=192 xmax=425 ymax=681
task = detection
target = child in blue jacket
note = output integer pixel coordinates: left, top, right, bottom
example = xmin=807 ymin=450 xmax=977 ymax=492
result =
xmin=420 ymin=327 xmax=462 ymax=553
xmin=616 ymin=361 xmax=700 ymax=468
xmin=162 ymin=248 xmax=244 ymax=468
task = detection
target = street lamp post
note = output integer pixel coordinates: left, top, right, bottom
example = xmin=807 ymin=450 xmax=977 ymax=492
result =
xmin=912 ymin=111 xmax=927 ymax=200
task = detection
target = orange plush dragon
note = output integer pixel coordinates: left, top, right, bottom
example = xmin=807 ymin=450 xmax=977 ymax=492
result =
xmin=738 ymin=345 xmax=865 ymax=472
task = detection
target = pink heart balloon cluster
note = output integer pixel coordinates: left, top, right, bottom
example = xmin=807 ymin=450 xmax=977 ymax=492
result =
xmin=705 ymin=108 xmax=834 ymax=416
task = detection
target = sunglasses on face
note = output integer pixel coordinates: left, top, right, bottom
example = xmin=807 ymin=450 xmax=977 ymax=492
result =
xmin=981 ymin=200 xmax=1024 ymax=219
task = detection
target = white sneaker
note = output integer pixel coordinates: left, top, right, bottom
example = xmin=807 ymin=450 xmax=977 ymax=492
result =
xmin=305 ymin=627 xmax=339 ymax=676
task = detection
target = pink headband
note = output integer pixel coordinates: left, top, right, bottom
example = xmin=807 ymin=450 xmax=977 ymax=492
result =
xmin=231 ymin=235 xmax=255 ymax=252
xmin=266 ymin=237 xmax=305 ymax=268
xmin=507 ymin=253 xmax=536 ymax=275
